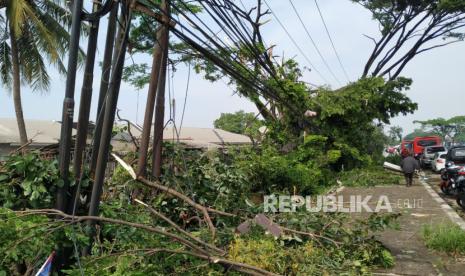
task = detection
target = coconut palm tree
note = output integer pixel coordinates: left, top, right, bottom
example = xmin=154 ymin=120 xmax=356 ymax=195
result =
xmin=0 ymin=0 xmax=79 ymax=145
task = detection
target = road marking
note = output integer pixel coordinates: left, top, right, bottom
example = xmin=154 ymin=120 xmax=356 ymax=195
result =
xmin=419 ymin=177 xmax=465 ymax=231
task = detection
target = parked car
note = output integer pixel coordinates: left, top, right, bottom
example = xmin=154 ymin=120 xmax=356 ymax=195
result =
xmin=431 ymin=152 xmax=448 ymax=173
xmin=446 ymin=146 xmax=465 ymax=166
xmin=420 ymin=145 xmax=446 ymax=168
xmin=385 ymin=145 xmax=400 ymax=154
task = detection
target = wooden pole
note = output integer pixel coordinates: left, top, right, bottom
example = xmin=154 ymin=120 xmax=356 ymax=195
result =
xmin=152 ymin=0 xmax=170 ymax=178
xmin=56 ymin=0 xmax=83 ymax=212
xmin=137 ymin=1 xmax=169 ymax=177
xmin=69 ymin=0 xmax=103 ymax=213
xmin=90 ymin=3 xmax=119 ymax=175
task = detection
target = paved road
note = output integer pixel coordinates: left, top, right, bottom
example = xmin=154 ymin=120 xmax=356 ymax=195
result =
xmin=339 ymin=176 xmax=465 ymax=276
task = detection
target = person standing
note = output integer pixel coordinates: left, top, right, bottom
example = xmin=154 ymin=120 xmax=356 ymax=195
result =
xmin=400 ymin=153 xmax=420 ymax=187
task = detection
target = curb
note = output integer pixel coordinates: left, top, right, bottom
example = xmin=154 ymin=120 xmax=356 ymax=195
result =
xmin=419 ymin=176 xmax=465 ymax=231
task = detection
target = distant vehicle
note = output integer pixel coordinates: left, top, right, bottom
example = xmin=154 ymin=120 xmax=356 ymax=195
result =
xmin=386 ymin=145 xmax=399 ymax=154
xmin=446 ymin=146 xmax=465 ymax=165
xmin=431 ymin=152 xmax=448 ymax=173
xmin=400 ymin=140 xmax=413 ymax=157
xmin=420 ymin=145 xmax=446 ymax=168
xmin=400 ymin=136 xmax=442 ymax=158
xmin=412 ymin=136 xmax=442 ymax=156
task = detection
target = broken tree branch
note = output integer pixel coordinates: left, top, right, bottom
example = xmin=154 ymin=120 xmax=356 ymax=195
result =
xmin=111 ymin=152 xmax=217 ymax=239
xmin=12 ymin=209 xmax=277 ymax=276
xmin=134 ymin=198 xmax=226 ymax=255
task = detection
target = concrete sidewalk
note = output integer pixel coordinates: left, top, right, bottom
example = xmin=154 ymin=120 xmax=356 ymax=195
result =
xmin=339 ymin=178 xmax=465 ymax=276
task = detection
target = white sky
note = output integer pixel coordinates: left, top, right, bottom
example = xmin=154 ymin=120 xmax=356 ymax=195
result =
xmin=0 ymin=0 xmax=464 ymax=137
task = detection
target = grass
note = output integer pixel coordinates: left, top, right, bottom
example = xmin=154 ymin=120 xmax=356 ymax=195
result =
xmin=421 ymin=222 xmax=465 ymax=255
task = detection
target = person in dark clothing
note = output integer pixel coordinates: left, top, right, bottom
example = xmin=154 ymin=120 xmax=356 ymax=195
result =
xmin=400 ymin=153 xmax=420 ymax=187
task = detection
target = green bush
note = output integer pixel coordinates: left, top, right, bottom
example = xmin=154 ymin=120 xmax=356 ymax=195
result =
xmin=385 ymin=154 xmax=402 ymax=165
xmin=338 ymin=167 xmax=402 ymax=187
xmin=237 ymin=147 xmax=328 ymax=195
xmin=0 ymin=208 xmax=86 ymax=275
xmin=228 ymin=212 xmax=397 ymax=275
xmin=0 ymin=152 xmax=62 ymax=209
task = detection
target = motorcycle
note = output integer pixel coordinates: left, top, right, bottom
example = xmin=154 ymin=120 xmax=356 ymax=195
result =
xmin=456 ymin=179 xmax=465 ymax=210
xmin=439 ymin=161 xmax=465 ymax=195
xmin=454 ymin=168 xmax=465 ymax=210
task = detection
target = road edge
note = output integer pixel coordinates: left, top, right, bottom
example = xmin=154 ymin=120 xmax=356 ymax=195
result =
xmin=419 ymin=175 xmax=465 ymax=231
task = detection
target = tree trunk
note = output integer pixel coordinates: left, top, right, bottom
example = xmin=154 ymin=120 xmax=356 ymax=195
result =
xmin=9 ymin=23 xmax=28 ymax=146
xmin=252 ymin=98 xmax=274 ymax=122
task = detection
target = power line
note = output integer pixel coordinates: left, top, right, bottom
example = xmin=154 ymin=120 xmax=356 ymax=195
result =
xmin=314 ymin=0 xmax=350 ymax=82
xmin=288 ymin=0 xmax=341 ymax=86
xmin=167 ymin=0 xmax=309 ymax=116
xmin=179 ymin=62 xmax=191 ymax=132
xmin=171 ymin=2 xmax=286 ymax=104
xmin=262 ymin=0 xmax=330 ymax=84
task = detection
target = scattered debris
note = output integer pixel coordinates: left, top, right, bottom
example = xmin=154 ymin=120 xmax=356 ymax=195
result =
xmin=383 ymin=162 xmax=402 ymax=173
xmin=236 ymin=214 xmax=282 ymax=238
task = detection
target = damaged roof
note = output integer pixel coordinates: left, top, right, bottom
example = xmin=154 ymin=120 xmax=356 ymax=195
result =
xmin=0 ymin=119 xmax=252 ymax=149
xmin=0 ymin=118 xmax=69 ymax=145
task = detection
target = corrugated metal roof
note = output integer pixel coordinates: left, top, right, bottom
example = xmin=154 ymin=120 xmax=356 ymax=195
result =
xmin=0 ymin=119 xmax=252 ymax=149
xmin=130 ymin=126 xmax=252 ymax=148
xmin=0 ymin=118 xmax=71 ymax=145
xmin=162 ymin=127 xmax=252 ymax=145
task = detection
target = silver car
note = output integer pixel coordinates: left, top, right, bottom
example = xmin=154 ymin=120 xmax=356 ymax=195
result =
xmin=420 ymin=145 xmax=446 ymax=168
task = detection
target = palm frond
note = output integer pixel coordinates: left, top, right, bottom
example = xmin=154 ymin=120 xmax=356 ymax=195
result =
xmin=36 ymin=0 xmax=72 ymax=28
xmin=33 ymin=1 xmax=86 ymax=73
xmin=0 ymin=39 xmax=12 ymax=87
xmin=7 ymin=0 xmax=28 ymax=36
xmin=22 ymin=2 xmax=59 ymax=62
xmin=17 ymin=26 xmax=50 ymax=92
xmin=1 ymin=0 xmax=86 ymax=92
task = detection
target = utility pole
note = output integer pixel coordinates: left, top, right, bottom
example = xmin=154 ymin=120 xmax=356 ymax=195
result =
xmin=88 ymin=0 xmax=133 ymax=221
xmin=90 ymin=4 xmax=119 ymax=175
xmin=56 ymin=0 xmax=83 ymax=212
xmin=152 ymin=0 xmax=170 ymax=178
xmin=69 ymin=0 xmax=103 ymax=213
xmin=137 ymin=0 xmax=169 ymax=178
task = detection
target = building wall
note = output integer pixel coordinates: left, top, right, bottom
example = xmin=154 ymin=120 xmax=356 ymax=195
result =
xmin=0 ymin=144 xmax=47 ymax=161
xmin=0 ymin=144 xmax=14 ymax=161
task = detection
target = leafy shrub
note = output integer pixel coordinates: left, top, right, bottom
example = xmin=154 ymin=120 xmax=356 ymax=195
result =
xmin=385 ymin=154 xmax=402 ymax=165
xmin=236 ymin=138 xmax=338 ymax=195
xmin=0 ymin=152 xmax=62 ymax=209
xmin=0 ymin=208 xmax=86 ymax=275
xmin=228 ymin=212 xmax=398 ymax=275
xmin=243 ymin=148 xmax=324 ymax=194
xmin=0 ymin=147 xmax=401 ymax=275
xmin=338 ymin=167 xmax=402 ymax=187
xmin=422 ymin=222 xmax=465 ymax=254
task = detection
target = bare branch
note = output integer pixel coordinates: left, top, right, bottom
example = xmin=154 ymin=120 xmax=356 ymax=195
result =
xmin=13 ymin=209 xmax=278 ymax=276
xmin=363 ymin=34 xmax=377 ymax=45
xmin=134 ymin=199 xmax=226 ymax=255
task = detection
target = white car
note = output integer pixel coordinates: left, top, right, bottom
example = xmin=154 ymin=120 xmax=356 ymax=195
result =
xmin=431 ymin=152 xmax=448 ymax=172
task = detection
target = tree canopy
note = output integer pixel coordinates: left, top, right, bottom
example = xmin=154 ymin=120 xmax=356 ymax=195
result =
xmin=355 ymin=0 xmax=465 ymax=80
xmin=388 ymin=125 xmax=403 ymax=144
xmin=403 ymin=128 xmax=435 ymax=140
xmin=0 ymin=0 xmax=79 ymax=90
xmin=214 ymin=110 xmax=263 ymax=138
xmin=414 ymin=116 xmax=465 ymax=142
